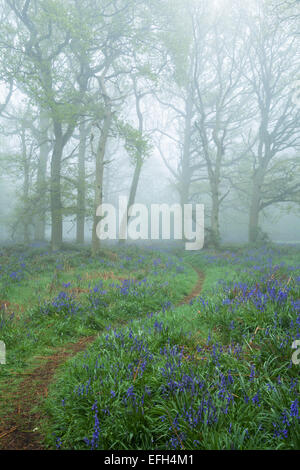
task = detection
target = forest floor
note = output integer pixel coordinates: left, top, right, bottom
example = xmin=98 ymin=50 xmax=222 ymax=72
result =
xmin=0 ymin=244 xmax=299 ymax=450
xmin=0 ymin=246 xmax=203 ymax=450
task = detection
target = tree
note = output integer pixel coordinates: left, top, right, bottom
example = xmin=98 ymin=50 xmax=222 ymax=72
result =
xmin=152 ymin=0 xmax=201 ymax=243
xmin=190 ymin=3 xmax=250 ymax=247
xmin=0 ymin=104 xmax=40 ymax=242
xmin=240 ymin=1 xmax=300 ymax=242
xmin=4 ymin=0 xmax=93 ymax=249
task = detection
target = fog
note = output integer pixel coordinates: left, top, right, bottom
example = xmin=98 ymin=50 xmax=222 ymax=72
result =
xmin=1 ymin=0 xmax=300 ymax=452
xmin=0 ymin=0 xmax=299 ymax=250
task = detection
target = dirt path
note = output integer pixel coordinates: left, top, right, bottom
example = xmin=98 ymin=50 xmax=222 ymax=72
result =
xmin=0 ymin=336 xmax=95 ymax=450
xmin=0 ymin=268 xmax=204 ymax=450
xmin=179 ymin=268 xmax=205 ymax=306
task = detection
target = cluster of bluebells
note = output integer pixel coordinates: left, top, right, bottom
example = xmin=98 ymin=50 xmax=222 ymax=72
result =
xmin=191 ymin=262 xmax=300 ymax=357
xmin=53 ymin=309 xmax=298 ymax=450
xmin=84 ymin=401 xmax=101 ymax=450
xmin=272 ymin=399 xmax=300 ymax=439
xmin=0 ymin=256 xmax=27 ymax=292
xmin=40 ymin=291 xmax=81 ymax=317
xmin=88 ymin=277 xmax=173 ymax=315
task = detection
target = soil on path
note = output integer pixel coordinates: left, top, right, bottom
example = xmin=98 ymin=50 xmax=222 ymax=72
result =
xmin=0 ymin=336 xmax=95 ymax=450
xmin=179 ymin=268 xmax=205 ymax=306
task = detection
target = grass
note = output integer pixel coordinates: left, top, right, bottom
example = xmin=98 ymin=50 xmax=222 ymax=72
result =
xmin=1 ymin=243 xmax=300 ymax=450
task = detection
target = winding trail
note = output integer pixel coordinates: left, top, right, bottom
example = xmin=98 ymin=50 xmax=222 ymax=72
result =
xmin=179 ymin=268 xmax=205 ymax=306
xmin=0 ymin=266 xmax=204 ymax=450
xmin=0 ymin=336 xmax=95 ymax=450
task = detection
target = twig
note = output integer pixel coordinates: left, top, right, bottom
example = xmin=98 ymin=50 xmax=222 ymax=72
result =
xmin=0 ymin=426 xmax=17 ymax=439
xmin=133 ymin=358 xmax=142 ymax=382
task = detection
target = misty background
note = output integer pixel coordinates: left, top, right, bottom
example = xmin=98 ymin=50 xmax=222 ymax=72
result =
xmin=0 ymin=0 xmax=299 ymax=251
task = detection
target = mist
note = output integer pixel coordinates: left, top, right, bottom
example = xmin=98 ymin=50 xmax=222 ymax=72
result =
xmin=0 ymin=0 xmax=300 ymax=453
xmin=0 ymin=0 xmax=298 ymax=249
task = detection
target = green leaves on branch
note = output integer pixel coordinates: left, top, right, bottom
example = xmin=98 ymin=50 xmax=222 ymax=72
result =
xmin=117 ymin=121 xmax=152 ymax=165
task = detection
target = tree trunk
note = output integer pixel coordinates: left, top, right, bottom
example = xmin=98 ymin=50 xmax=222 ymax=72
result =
xmin=51 ymin=123 xmax=63 ymax=251
xmin=248 ymin=163 xmax=266 ymax=243
xmin=180 ymin=89 xmax=193 ymax=206
xmin=248 ymin=200 xmax=260 ymax=244
xmin=179 ymin=87 xmax=193 ymax=247
xmin=119 ymin=84 xmax=146 ymax=245
xmin=248 ymin=180 xmax=262 ymax=244
xmin=119 ymin=157 xmax=143 ymax=244
xmin=91 ymin=110 xmax=112 ymax=256
xmin=210 ymin=186 xmax=220 ymax=248
xmin=34 ymin=112 xmax=49 ymax=242
xmin=76 ymin=121 xmax=88 ymax=244
xmin=21 ymin=126 xmax=30 ymax=244
xmin=209 ymin=116 xmax=224 ymax=249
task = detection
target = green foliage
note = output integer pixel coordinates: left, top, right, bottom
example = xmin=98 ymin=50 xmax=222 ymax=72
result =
xmin=158 ymin=0 xmax=194 ymax=87
xmin=117 ymin=121 xmax=152 ymax=165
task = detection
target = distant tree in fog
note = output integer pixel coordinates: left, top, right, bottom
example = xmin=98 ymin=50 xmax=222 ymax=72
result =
xmin=239 ymin=1 xmax=300 ymax=243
